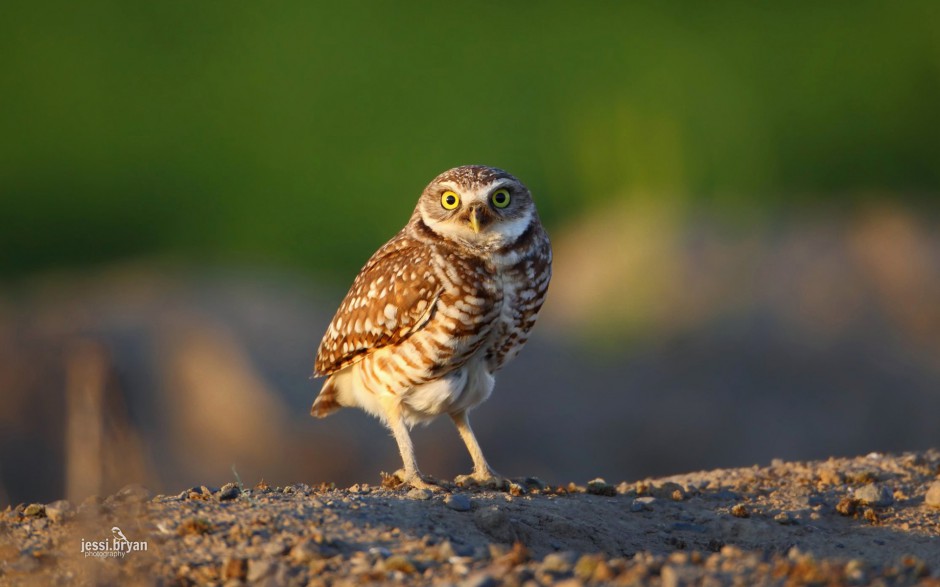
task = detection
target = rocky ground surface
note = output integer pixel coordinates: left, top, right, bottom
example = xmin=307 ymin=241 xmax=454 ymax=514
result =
xmin=2 ymin=451 xmax=939 ymax=586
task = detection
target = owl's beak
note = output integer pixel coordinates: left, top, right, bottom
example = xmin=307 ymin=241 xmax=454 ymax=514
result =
xmin=466 ymin=203 xmax=488 ymax=234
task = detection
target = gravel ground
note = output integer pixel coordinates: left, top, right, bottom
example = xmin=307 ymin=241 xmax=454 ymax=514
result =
xmin=2 ymin=451 xmax=939 ymax=586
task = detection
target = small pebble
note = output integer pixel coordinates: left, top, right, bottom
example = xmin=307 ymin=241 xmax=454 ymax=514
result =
xmin=407 ymin=488 xmax=433 ymax=501
xmin=291 ymin=483 xmax=312 ymax=495
xmin=854 ymin=484 xmax=893 ymax=507
xmin=290 ymin=540 xmax=326 ymax=563
xmin=247 ymin=560 xmax=274 ymax=582
xmin=587 ymin=478 xmax=616 ymax=496
xmin=924 ymin=481 xmax=940 ymax=508
xmin=844 ymin=558 xmax=866 ymax=581
xmin=383 ymin=555 xmax=416 ymax=574
xmin=730 ymin=504 xmax=749 ymax=518
xmin=218 ymin=483 xmax=241 ymax=501
xmin=631 ymin=496 xmax=656 ymax=512
xmin=543 ymin=551 xmax=577 ymax=573
xmin=818 ymin=469 xmax=843 ymax=486
xmin=445 ymin=494 xmax=472 ymax=512
xmin=23 ymin=504 xmax=45 ymax=518
xmin=651 ymin=482 xmax=685 ymax=500
xmin=369 ymin=546 xmax=391 ymax=557
xmin=616 ymin=482 xmax=634 ymax=495
xmin=221 ymin=558 xmax=248 ymax=580
xmin=661 ymin=565 xmax=680 ymax=587
xmin=574 ymin=554 xmax=606 ymax=581
xmin=836 ymin=497 xmax=860 ymax=516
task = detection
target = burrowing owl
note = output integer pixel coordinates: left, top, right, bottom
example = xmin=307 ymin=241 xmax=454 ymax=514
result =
xmin=311 ymin=165 xmax=552 ymax=488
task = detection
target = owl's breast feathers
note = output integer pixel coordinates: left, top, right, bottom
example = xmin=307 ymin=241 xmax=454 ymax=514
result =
xmin=485 ymin=221 xmax=552 ymax=370
xmin=314 ymin=217 xmax=550 ymax=386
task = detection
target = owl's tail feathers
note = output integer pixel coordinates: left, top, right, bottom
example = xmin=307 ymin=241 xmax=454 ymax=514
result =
xmin=311 ymin=376 xmax=342 ymax=418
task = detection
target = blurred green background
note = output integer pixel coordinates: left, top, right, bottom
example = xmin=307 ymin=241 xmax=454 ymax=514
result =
xmin=3 ymin=1 xmax=938 ymax=280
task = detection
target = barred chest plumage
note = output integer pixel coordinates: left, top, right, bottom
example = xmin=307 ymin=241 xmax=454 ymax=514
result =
xmin=365 ymin=220 xmax=543 ymax=389
xmin=479 ymin=224 xmax=552 ymax=372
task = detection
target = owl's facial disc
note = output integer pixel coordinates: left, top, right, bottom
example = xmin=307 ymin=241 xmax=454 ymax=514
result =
xmin=415 ymin=166 xmax=535 ymax=249
xmin=423 ymin=182 xmax=508 ymax=242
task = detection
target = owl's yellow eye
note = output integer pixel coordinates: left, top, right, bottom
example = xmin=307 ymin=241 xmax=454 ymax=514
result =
xmin=441 ymin=191 xmax=460 ymax=210
xmin=491 ymin=189 xmax=511 ymax=209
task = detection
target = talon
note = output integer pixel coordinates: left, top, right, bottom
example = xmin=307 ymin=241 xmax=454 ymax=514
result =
xmin=406 ymin=477 xmax=442 ymax=491
xmin=454 ymin=474 xmax=475 ymax=487
xmin=392 ymin=469 xmax=442 ymax=491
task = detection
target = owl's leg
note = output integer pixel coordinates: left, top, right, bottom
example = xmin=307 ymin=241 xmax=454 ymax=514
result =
xmin=451 ymin=411 xmax=505 ymax=486
xmin=385 ymin=402 xmax=439 ymax=490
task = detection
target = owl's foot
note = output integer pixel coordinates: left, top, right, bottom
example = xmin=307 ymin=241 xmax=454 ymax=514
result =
xmin=385 ymin=469 xmax=443 ymax=491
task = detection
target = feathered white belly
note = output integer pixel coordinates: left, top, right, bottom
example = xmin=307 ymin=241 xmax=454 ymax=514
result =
xmin=333 ymin=357 xmax=495 ymax=428
xmin=403 ymin=358 xmax=494 ymax=422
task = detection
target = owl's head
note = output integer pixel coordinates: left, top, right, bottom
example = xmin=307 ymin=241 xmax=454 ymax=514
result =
xmin=415 ymin=165 xmax=537 ymax=249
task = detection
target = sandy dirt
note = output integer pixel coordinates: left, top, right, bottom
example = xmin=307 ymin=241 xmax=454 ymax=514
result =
xmin=2 ymin=451 xmax=939 ymax=586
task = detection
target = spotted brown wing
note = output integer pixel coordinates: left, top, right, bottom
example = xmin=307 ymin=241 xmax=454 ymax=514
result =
xmin=314 ymin=236 xmax=441 ymax=376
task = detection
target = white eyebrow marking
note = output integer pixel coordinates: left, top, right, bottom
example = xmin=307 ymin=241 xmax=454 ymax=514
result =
xmin=438 ymin=181 xmax=463 ymax=193
xmin=481 ymin=180 xmax=513 ymax=193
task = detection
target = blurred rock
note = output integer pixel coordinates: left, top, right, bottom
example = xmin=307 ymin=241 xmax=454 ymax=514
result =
xmin=730 ymin=504 xmax=749 ymax=518
xmin=586 ymin=478 xmax=616 ymax=496
xmin=542 ymin=551 xmax=577 ymax=573
xmin=445 ymin=494 xmax=472 ymax=512
xmin=925 ymin=482 xmax=940 ymax=508
xmin=631 ymin=497 xmax=656 ymax=512
xmin=247 ymin=559 xmax=274 ymax=582
xmin=44 ymin=500 xmax=72 ymax=523
xmin=218 ymin=483 xmax=240 ymax=501
xmin=854 ymin=484 xmax=893 ymax=507
xmin=407 ymin=488 xmax=432 ymax=501
xmin=290 ymin=540 xmax=326 ymax=564
xmin=221 ymin=558 xmax=247 ymax=580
